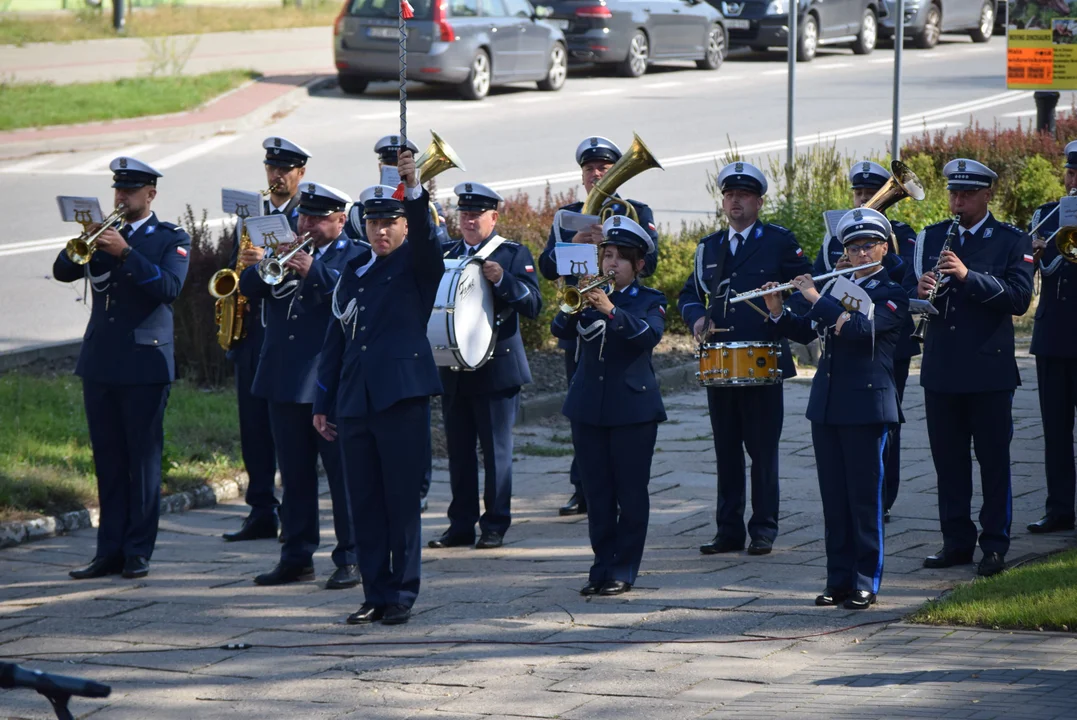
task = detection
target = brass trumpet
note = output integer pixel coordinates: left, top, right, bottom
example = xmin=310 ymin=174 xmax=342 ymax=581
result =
xmin=257 ymin=233 xmax=314 ymax=285
xmin=65 ymin=204 xmax=126 ymax=265
xmin=1031 ymin=188 xmax=1077 ymax=265
xmin=558 ymin=271 xmax=616 ymax=314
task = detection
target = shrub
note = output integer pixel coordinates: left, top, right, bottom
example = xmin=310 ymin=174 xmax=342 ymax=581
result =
xmin=651 ymin=221 xmax=718 ymax=336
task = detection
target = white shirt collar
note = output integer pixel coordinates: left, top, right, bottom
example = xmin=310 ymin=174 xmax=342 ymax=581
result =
xmin=959 ymin=212 xmax=991 ymax=238
xmin=728 ymin=222 xmax=754 ymax=242
xmin=270 ymin=200 xmax=290 ymax=214
xmin=355 ymin=251 xmax=377 ymax=278
xmin=854 ymin=267 xmax=884 ymax=285
xmin=126 ymin=214 xmax=151 ymax=235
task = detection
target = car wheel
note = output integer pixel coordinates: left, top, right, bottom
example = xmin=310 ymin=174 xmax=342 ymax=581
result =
xmin=914 ymin=3 xmax=941 ymax=49
xmin=851 ymin=8 xmax=877 ymax=54
xmin=537 ymin=42 xmax=568 ymax=91
xmin=697 ymin=25 xmax=726 ymax=70
xmin=459 ymin=50 xmax=491 ymax=100
xmin=618 ymin=30 xmax=649 ymax=78
xmin=969 ymin=0 xmax=994 ymax=42
xmin=796 ymin=13 xmax=818 ymax=62
xmin=338 ymin=74 xmax=369 ymax=95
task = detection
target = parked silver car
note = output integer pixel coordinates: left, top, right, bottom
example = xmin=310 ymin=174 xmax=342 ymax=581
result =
xmin=877 ymin=0 xmax=996 ymax=48
xmin=334 ymin=0 xmax=569 ymax=100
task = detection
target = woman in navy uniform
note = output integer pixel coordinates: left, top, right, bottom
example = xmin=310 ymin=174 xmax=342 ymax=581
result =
xmin=56 ymin=157 xmax=191 ymax=580
xmin=222 ymin=136 xmax=308 ymax=543
xmin=314 ymin=150 xmax=444 ymax=627
xmin=539 ymin=136 xmax=660 ymax=517
xmin=811 ymin=160 xmax=919 ymax=522
xmin=239 ymin=182 xmax=363 ymax=590
xmin=764 ymin=208 xmax=909 ymax=609
xmin=678 ymin=161 xmax=812 ymax=557
xmin=552 ymin=215 xmax=666 ymax=596
xmin=427 ymin=182 xmax=542 ymax=551
xmin=912 ymin=158 xmax=1035 ymax=577
xmin=1026 ymin=140 xmax=1077 ymax=535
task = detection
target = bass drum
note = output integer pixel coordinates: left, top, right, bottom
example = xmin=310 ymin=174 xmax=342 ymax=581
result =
xmin=428 ymin=258 xmax=496 ymax=370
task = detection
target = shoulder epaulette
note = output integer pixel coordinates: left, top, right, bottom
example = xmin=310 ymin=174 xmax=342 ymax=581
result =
xmin=767 ymin=223 xmax=792 ymax=233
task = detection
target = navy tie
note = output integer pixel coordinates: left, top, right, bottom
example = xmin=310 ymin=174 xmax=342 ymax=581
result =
xmin=120 ymin=225 xmax=132 ymax=240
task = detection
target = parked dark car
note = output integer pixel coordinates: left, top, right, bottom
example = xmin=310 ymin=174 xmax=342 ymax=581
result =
xmin=334 ymin=0 xmax=569 ymax=100
xmin=877 ymin=0 xmax=996 ymax=48
xmin=543 ymin=0 xmax=728 ymax=77
xmin=718 ymin=0 xmax=880 ymax=61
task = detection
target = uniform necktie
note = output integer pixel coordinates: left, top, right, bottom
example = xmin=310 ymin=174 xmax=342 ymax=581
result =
xmin=730 ymin=233 xmax=743 ymax=256
xmin=960 ymin=230 xmax=972 ymax=248
xmin=271 ymin=208 xmax=282 ymax=215
xmin=120 ymin=225 xmax=132 ymax=240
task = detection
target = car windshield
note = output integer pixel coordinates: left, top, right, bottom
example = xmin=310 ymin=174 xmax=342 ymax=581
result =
xmin=348 ymin=0 xmax=435 ymax=20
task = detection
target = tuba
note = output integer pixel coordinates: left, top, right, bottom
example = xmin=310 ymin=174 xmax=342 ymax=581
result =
xmin=581 ymin=133 xmax=663 ymax=223
xmin=416 ymin=130 xmax=466 ymax=227
xmin=210 ymin=220 xmax=253 ymax=351
xmin=834 ymin=160 xmax=926 ymax=264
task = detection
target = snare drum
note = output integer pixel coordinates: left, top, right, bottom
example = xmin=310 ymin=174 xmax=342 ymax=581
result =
xmin=696 ymin=341 xmax=782 ymax=387
xmin=427 ymin=258 xmax=496 ymax=371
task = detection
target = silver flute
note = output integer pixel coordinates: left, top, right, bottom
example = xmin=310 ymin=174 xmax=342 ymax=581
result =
xmin=729 ymin=261 xmax=882 ymax=304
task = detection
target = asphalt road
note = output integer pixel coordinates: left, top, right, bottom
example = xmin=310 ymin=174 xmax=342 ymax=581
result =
xmin=0 ymin=36 xmax=1062 ymax=353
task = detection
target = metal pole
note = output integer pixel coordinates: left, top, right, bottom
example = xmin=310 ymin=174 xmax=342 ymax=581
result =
xmin=399 ymin=2 xmax=408 ymax=150
xmin=786 ymin=0 xmax=797 ymax=195
xmin=891 ymin=0 xmax=904 ymax=161
xmin=112 ymin=0 xmax=125 ymax=32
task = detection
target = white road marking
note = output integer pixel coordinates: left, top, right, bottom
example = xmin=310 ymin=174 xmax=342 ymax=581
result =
xmin=64 ymin=144 xmax=157 ymax=175
xmin=869 ymin=57 xmax=893 ymax=64
xmin=1001 ymin=109 xmax=1037 ymax=118
xmin=153 ymin=135 xmax=240 ymax=170
xmin=763 ymin=68 xmax=786 ymax=76
xmin=813 ymin=62 xmax=852 ymax=70
xmin=0 ymin=156 xmax=60 ymax=174
xmin=512 ymin=96 xmax=549 ymax=104
xmin=642 ymin=81 xmax=683 ymax=89
xmin=700 ymin=74 xmax=746 ymax=82
xmin=580 ymin=87 xmax=623 ymax=96
xmin=876 ymin=121 xmax=961 ymax=135
xmin=353 ymin=110 xmax=402 ymax=120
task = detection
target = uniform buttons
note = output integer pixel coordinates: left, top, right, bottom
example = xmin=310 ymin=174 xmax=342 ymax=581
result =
xmin=360 ymin=326 xmax=366 ymax=331
xmin=359 ymin=288 xmax=365 ymax=293
xmin=642 ymin=385 xmax=647 ymax=390
xmin=730 ymin=308 xmax=736 ymax=313
xmin=298 ymin=295 xmax=304 ymax=300
xmin=361 ymin=345 xmax=367 ymax=351
xmin=288 ymin=335 xmax=295 ymax=340
xmin=313 ymin=283 xmax=319 ymax=288
xmin=414 ymin=353 xmax=419 ymax=358
xmin=731 ymin=272 xmax=738 ymax=278
xmin=866 ymin=383 xmax=872 ymax=388
xmin=153 ymin=339 xmax=158 ymax=345
xmin=950 ymin=326 xmax=956 ymax=331
xmin=598 ymin=375 xmax=604 ymax=381
xmin=109 ymin=317 xmax=115 ymax=323
xmin=359 ymin=306 xmax=365 ymax=312
xmin=1063 ymin=297 xmax=1069 ymax=301
xmin=291 ymin=315 xmax=298 ymax=320
xmin=506 ymin=348 xmax=511 ymax=353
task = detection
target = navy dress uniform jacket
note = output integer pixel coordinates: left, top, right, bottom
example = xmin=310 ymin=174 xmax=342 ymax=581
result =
xmin=910 ymin=214 xmax=1035 ymax=394
xmin=1030 ymin=201 xmax=1077 ymax=358
xmin=346 ymin=198 xmax=450 ymax=245
xmin=240 ymin=235 xmax=366 ymax=405
xmin=551 ymin=282 xmax=668 ymax=426
xmin=53 ymin=213 xmax=191 ymax=384
xmin=440 ymin=236 xmax=542 ymax=395
xmin=678 ymin=221 xmax=812 ymax=378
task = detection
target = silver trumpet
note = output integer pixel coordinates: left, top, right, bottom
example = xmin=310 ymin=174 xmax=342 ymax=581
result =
xmin=729 ymin=261 xmax=882 ymax=304
xmin=256 ymin=234 xmax=314 ymax=285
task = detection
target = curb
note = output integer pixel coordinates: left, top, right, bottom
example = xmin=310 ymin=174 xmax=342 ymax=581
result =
xmin=0 ymin=74 xmax=333 ymax=160
xmin=0 ymin=339 xmax=82 ymax=374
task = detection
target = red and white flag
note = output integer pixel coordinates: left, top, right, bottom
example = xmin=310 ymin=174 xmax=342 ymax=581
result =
xmin=1023 ymin=254 xmax=1035 ymax=264
xmin=176 ymin=246 xmax=188 ymax=258
xmin=886 ymin=300 xmax=897 ymax=312
xmin=795 ymin=248 xmax=803 ymax=256
xmin=524 ymin=265 xmax=534 ymax=273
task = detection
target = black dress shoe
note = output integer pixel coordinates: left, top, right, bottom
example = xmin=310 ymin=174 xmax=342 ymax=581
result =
xmin=326 ymin=564 xmax=360 ymax=590
xmin=883 ymin=509 xmax=891 ymax=524
xmin=815 ymin=587 xmax=852 ymax=606
xmin=599 ymin=580 xmax=631 ymax=596
xmin=222 ymin=515 xmax=279 ymax=542
xmin=843 ymin=590 xmax=876 ymax=610
xmin=278 ymin=531 xmax=287 ymax=545
xmin=978 ymin=552 xmax=1006 ymax=577
xmin=69 ymin=556 xmax=122 ymax=580
xmin=559 ymin=492 xmax=587 ymax=516
xmin=475 ymin=531 xmax=503 ymax=549
xmin=382 ymin=604 xmax=412 ymax=625
xmin=580 ymin=581 xmax=602 ymax=596
xmin=700 ymin=535 xmax=744 ymax=555
xmin=747 ymin=538 xmax=773 ymax=556
xmin=121 ymin=556 xmax=150 ymax=579
xmin=1027 ymin=516 xmax=1075 ymax=534
xmin=923 ymin=548 xmax=974 ymax=569
xmin=346 ymin=603 xmax=385 ymax=625
xmin=428 ymin=531 xmax=474 ymax=549
xmin=420 ymin=496 xmax=429 ymax=514
xmin=254 ymin=563 xmax=315 ymax=586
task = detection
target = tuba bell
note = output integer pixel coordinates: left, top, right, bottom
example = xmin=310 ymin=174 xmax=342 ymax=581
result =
xmin=863 ymin=159 xmax=927 ymax=214
xmin=415 ymin=130 xmax=466 ymax=227
xmin=581 ymin=133 xmax=663 ymax=223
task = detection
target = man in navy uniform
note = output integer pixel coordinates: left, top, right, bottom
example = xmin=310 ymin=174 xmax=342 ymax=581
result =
xmin=314 ymin=150 xmax=443 ymax=626
xmin=812 ymin=160 xmax=919 ymax=522
xmin=427 ymin=182 xmax=542 ymax=551
xmin=913 ymin=158 xmax=1034 ymax=577
xmin=57 ymin=157 xmax=190 ymax=580
xmin=1026 ymin=140 xmax=1077 ymax=535
xmin=766 ymin=208 xmax=909 ymax=609
xmin=239 ymin=182 xmax=363 ymax=589
xmin=678 ymin=161 xmax=812 ymax=556
xmin=222 ymin=136 xmax=309 ymax=543
xmin=538 ymin=136 xmax=659 ymax=517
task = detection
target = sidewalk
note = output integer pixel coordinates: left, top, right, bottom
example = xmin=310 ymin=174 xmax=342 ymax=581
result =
xmin=0 ymin=353 xmax=1074 ymax=719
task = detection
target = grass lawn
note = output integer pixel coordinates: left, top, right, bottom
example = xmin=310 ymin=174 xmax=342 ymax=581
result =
xmin=0 ymin=4 xmax=340 ymax=45
xmin=0 ymin=372 xmax=243 ymax=523
xmin=0 ymin=70 xmax=257 ymax=131
xmin=911 ymin=549 xmax=1077 ymax=632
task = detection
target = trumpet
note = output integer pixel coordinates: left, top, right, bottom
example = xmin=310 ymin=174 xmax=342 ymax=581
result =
xmin=65 ymin=204 xmax=126 ymax=265
xmin=1031 ymin=188 xmax=1077 ymax=265
xmin=256 ymin=234 xmax=314 ymax=285
xmin=558 ymin=271 xmax=616 ymax=314
xmin=729 ymin=262 xmax=882 ymax=304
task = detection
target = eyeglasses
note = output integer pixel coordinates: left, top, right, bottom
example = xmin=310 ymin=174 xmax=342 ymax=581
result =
xmin=845 ymin=241 xmax=884 ymax=256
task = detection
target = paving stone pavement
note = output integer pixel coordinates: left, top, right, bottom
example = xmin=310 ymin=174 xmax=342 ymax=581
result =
xmin=1 ymin=352 xmax=1075 ymax=719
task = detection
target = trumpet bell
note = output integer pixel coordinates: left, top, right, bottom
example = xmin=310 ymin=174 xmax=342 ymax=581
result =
xmin=1057 ymin=226 xmax=1077 ymax=264
xmin=257 ymin=260 xmax=285 ymax=285
xmin=65 ymin=237 xmax=93 ymax=265
xmin=417 ymin=130 xmax=466 ymax=184
xmin=208 ymin=268 xmax=240 ymax=299
xmin=558 ymin=287 xmax=584 ymax=314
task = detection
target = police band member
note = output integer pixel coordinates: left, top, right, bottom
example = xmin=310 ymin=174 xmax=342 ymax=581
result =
xmin=813 ymin=160 xmax=919 ymax=522
xmin=58 ymin=157 xmax=191 ymax=580
xmin=1027 ymin=140 xmax=1077 ymax=535
xmin=314 ymin=151 xmax=444 ymax=627
xmin=765 ymin=208 xmax=909 ymax=609
xmin=551 ymin=216 xmax=667 ymax=596
xmin=914 ymin=158 xmax=1034 ymax=577
xmin=538 ymin=136 xmax=660 ymax=517
xmin=428 ymin=183 xmax=542 ymax=551
xmin=678 ymin=161 xmax=812 ymax=556
xmin=223 ymin=136 xmax=308 ymax=543
xmin=239 ymin=182 xmax=362 ymax=589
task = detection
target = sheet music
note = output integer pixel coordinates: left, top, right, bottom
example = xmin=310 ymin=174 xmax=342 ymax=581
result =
xmin=555 ymin=242 xmax=599 ymax=276
xmin=222 ymin=188 xmax=263 ymax=218
xmin=56 ymin=196 xmax=104 ymax=224
xmin=244 ymin=214 xmax=294 ymax=249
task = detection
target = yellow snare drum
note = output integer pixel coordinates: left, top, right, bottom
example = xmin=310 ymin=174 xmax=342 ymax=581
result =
xmin=695 ymin=342 xmax=782 ymax=387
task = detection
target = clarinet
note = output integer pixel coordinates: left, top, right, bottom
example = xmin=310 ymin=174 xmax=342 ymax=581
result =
xmin=911 ymin=215 xmax=961 ymax=343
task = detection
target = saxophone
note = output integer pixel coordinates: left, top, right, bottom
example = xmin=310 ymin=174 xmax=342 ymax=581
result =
xmin=209 ymin=222 xmax=252 ymax=351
